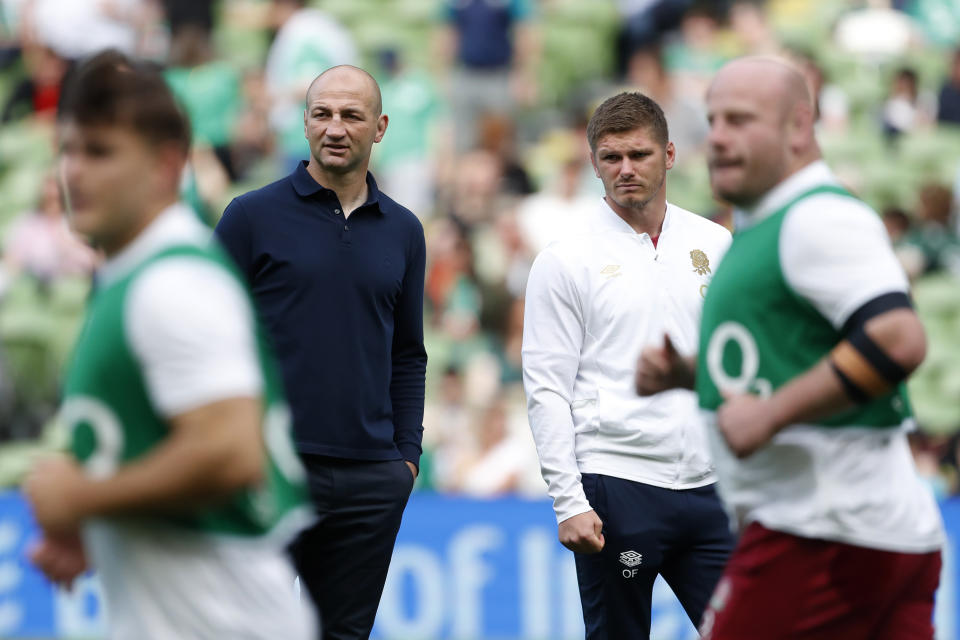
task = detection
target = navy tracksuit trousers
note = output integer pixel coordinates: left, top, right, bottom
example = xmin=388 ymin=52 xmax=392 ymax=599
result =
xmin=574 ymin=474 xmax=734 ymax=640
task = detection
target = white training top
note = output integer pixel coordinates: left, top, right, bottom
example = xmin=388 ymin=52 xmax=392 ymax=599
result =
xmin=89 ymin=204 xmax=316 ymax=639
xmin=705 ymin=161 xmax=945 ymax=553
xmin=522 ymin=199 xmax=732 ymax=523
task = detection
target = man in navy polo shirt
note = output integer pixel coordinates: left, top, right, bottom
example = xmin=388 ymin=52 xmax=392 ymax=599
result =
xmin=215 ymin=65 xmax=427 ymax=640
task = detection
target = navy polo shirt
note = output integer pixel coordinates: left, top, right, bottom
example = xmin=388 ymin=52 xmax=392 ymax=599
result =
xmin=214 ymin=162 xmax=427 ymax=466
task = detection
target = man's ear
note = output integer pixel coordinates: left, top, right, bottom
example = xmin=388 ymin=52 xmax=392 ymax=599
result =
xmin=788 ymin=102 xmax=815 ymax=154
xmin=374 ymin=114 xmax=389 ymax=143
xmin=154 ymin=142 xmax=188 ymax=193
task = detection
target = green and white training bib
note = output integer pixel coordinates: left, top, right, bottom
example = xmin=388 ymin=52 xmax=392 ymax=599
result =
xmin=697 ymin=185 xmax=910 ymax=430
xmin=63 ymin=242 xmax=309 ymax=538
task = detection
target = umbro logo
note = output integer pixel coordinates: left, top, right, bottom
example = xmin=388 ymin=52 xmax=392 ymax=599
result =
xmin=619 ymin=550 xmax=642 ymax=578
xmin=600 ymin=264 xmax=622 ymax=279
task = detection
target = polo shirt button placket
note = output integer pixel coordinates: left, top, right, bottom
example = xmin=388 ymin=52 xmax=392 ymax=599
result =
xmin=334 ymin=207 xmax=351 ymax=243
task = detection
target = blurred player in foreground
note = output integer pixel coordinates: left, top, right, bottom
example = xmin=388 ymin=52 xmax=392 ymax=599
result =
xmin=22 ymin=50 xmax=316 ymax=639
xmin=637 ymin=57 xmax=944 ymax=639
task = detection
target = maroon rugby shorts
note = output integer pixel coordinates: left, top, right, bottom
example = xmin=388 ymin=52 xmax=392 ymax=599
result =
xmin=700 ymin=522 xmax=941 ymax=640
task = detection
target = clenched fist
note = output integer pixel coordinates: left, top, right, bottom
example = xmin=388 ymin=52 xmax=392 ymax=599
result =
xmin=558 ymin=510 xmax=605 ymax=554
xmin=635 ymin=335 xmax=695 ymax=396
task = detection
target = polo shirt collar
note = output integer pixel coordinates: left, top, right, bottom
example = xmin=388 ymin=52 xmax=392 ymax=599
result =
xmin=291 ymin=161 xmax=385 ymax=214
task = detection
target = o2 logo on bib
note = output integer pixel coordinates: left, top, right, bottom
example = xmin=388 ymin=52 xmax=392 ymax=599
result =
xmin=706 ymin=322 xmax=771 ymax=397
xmin=60 ymin=396 xmax=125 ymax=478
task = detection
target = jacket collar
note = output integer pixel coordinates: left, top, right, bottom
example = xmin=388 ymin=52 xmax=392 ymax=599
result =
xmin=595 ymin=197 xmax=674 ymax=239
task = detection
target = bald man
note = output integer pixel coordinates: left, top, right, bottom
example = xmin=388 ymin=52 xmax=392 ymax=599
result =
xmin=636 ymin=57 xmax=944 ymax=639
xmin=215 ymin=65 xmax=427 ymax=640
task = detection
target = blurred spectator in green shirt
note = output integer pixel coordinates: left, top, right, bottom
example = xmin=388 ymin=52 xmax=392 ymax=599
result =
xmin=373 ymin=48 xmax=445 ymax=219
xmin=263 ymin=0 xmax=357 ymax=172
xmin=164 ymin=23 xmax=241 ymax=179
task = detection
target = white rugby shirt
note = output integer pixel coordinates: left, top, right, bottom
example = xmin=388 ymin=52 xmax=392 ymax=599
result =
xmin=523 ymin=199 xmax=731 ymax=523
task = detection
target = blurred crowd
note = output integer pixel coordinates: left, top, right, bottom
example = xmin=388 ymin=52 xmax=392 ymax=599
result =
xmin=0 ymin=0 xmax=959 ymax=498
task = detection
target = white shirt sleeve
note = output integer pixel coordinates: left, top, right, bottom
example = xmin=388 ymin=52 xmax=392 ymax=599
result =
xmin=126 ymin=258 xmax=263 ymax=418
xmin=521 ymin=249 xmax=592 ymax=523
xmin=781 ymin=195 xmax=910 ymax=330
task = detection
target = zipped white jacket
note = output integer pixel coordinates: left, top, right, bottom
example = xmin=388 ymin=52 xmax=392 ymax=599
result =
xmin=522 ymin=199 xmax=731 ymax=523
